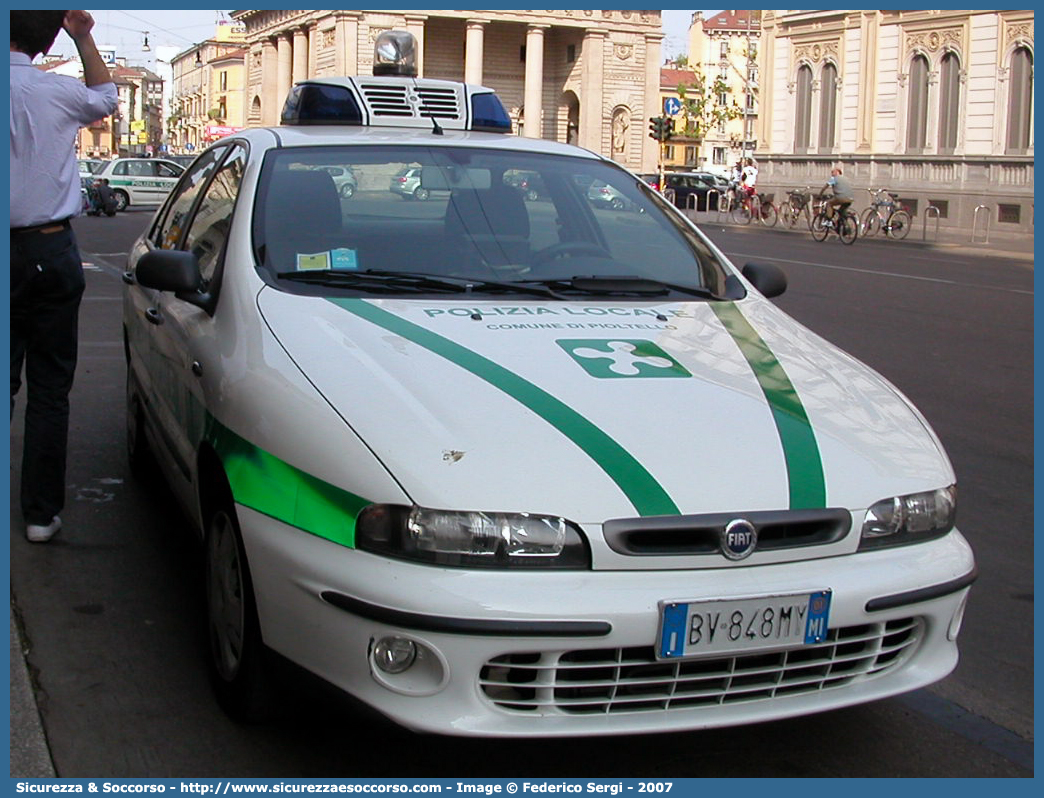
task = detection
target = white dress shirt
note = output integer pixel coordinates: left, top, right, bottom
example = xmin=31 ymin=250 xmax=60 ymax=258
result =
xmin=10 ymin=51 xmax=118 ymax=228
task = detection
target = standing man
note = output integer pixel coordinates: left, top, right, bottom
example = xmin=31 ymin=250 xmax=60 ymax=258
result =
xmin=10 ymin=10 xmax=118 ymax=542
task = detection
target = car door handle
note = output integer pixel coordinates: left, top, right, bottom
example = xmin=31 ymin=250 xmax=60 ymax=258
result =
xmin=145 ymin=307 xmax=163 ymax=325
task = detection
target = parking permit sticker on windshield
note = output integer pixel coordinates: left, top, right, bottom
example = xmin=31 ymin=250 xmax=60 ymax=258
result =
xmin=331 ymin=248 xmax=358 ymax=270
xmin=297 ymin=251 xmax=331 ymax=271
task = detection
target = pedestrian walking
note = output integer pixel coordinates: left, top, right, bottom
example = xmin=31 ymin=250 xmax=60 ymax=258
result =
xmin=10 ymin=10 xmax=118 ymax=542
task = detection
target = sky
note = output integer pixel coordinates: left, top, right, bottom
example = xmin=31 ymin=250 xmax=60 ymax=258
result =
xmin=47 ymin=8 xmax=715 ymax=68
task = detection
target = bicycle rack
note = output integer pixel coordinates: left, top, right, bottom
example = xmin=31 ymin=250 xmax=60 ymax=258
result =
xmin=923 ymin=205 xmax=941 ymax=242
xmin=971 ymin=205 xmax=991 ymax=244
xmin=705 ymin=189 xmax=720 ymax=216
xmin=685 ymin=192 xmax=698 ymax=211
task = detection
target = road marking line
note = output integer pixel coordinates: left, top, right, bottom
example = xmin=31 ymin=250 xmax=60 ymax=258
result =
xmin=726 ymin=251 xmax=1034 ymax=295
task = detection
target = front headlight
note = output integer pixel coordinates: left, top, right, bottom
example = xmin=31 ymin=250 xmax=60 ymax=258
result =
xmin=859 ymin=485 xmax=956 ymax=550
xmin=356 ymin=505 xmax=591 ymax=569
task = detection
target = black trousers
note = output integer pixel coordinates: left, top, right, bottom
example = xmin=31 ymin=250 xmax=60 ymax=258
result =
xmin=10 ymin=222 xmax=85 ymax=526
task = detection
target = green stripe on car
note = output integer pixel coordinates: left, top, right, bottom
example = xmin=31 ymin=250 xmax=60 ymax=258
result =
xmin=330 ymin=298 xmax=681 ymax=518
xmin=711 ymin=302 xmax=827 ymax=509
xmin=206 ymin=416 xmax=370 ymax=546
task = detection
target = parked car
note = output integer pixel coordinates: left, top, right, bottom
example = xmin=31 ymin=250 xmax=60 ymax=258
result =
xmin=92 ymin=157 xmax=185 ymax=210
xmin=389 ymin=166 xmax=431 ymax=200
xmin=662 ymin=171 xmax=729 ymax=211
xmin=77 ymin=158 xmax=103 ymax=176
xmin=164 ymin=154 xmax=198 ymax=169
xmin=637 ymin=172 xmax=661 ymax=191
xmin=504 ymin=169 xmax=546 ymax=200
xmin=316 ymin=164 xmax=358 ymax=198
xmin=123 ymin=31 xmax=974 ymax=739
xmin=585 ymin=178 xmax=631 ymax=210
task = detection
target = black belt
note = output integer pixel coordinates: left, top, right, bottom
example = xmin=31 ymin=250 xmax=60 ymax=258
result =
xmin=10 ymin=217 xmax=72 ymax=235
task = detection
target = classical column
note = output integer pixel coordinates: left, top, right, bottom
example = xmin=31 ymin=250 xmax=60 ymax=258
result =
xmin=856 ymin=11 xmax=880 ymax=152
xmin=465 ymin=19 xmax=488 ymax=85
xmin=336 ymin=12 xmax=362 ymax=76
xmin=292 ymin=25 xmax=309 ymax=84
xmin=406 ymin=14 xmax=428 ymax=76
xmin=523 ymin=25 xmax=548 ymax=138
xmin=757 ymin=12 xmax=776 ymax=152
xmin=261 ymin=36 xmax=279 ymax=126
xmin=276 ymin=32 xmax=293 ymax=114
xmin=579 ymin=29 xmax=607 ymax=151
xmin=642 ymin=32 xmax=664 ymax=172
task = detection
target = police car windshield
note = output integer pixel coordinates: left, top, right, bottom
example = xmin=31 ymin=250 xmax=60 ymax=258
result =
xmin=253 ymin=145 xmax=731 ymax=298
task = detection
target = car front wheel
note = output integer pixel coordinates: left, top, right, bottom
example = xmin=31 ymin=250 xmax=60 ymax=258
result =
xmin=206 ymin=493 xmax=274 ymax=722
xmin=113 ymin=190 xmax=129 ymax=212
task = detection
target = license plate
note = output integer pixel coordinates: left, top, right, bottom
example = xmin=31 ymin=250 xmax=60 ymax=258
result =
xmin=657 ymin=590 xmax=831 ymax=660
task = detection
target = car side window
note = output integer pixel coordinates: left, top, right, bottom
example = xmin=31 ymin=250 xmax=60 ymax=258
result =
xmin=126 ymin=160 xmax=153 ymax=177
xmin=156 ymin=162 xmax=181 ymax=178
xmin=113 ymin=161 xmax=128 ymax=176
xmin=153 ymin=146 xmax=228 ymax=249
xmin=184 ymin=144 xmax=247 ymax=283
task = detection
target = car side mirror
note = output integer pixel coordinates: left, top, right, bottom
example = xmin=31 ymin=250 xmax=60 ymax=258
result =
xmin=135 ymin=249 xmax=214 ymax=311
xmin=741 ymin=262 xmax=787 ymax=298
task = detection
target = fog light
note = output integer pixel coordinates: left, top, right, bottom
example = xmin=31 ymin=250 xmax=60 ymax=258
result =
xmin=373 ymin=636 xmax=417 ymax=674
xmin=948 ymin=594 xmax=969 ymax=641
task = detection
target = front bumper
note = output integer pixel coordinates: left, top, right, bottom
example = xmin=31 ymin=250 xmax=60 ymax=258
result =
xmin=240 ymin=505 xmax=975 ymax=737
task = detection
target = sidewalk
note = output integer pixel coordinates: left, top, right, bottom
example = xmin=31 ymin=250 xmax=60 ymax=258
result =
xmin=686 ymin=208 xmax=1035 ymax=263
xmin=10 ymin=604 xmax=56 ymax=778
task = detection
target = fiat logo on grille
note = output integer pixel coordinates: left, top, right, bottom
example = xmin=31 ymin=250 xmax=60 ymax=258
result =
xmin=721 ymin=519 xmax=758 ymax=561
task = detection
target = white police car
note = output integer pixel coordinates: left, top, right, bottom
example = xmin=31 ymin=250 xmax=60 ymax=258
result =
xmin=123 ymin=31 xmax=974 ymax=736
xmin=93 ymin=156 xmax=184 ymax=210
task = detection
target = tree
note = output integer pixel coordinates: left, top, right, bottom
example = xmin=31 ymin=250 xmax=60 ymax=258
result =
xmin=674 ymin=74 xmax=742 ymax=144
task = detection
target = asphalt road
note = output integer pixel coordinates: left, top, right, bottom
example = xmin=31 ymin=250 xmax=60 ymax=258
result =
xmin=9 ymin=209 xmax=1033 ymax=777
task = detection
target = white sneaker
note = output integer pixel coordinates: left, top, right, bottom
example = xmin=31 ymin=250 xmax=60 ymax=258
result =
xmin=26 ymin=516 xmax=61 ymax=543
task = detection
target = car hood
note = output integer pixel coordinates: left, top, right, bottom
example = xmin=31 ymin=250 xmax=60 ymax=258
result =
xmin=257 ymin=291 xmax=952 ymax=524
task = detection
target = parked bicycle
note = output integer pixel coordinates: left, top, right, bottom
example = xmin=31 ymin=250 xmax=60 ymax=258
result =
xmin=780 ymin=186 xmax=817 ymax=229
xmin=860 ymin=188 xmax=912 ymax=239
xmin=811 ymin=204 xmax=859 ymax=245
xmin=731 ymin=190 xmax=778 ymax=226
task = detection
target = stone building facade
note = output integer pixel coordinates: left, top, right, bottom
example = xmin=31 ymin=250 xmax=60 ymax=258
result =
xmin=169 ymin=39 xmax=247 ymax=154
xmin=230 ymin=9 xmax=664 ymax=172
xmin=756 ymin=10 xmax=1033 ymax=237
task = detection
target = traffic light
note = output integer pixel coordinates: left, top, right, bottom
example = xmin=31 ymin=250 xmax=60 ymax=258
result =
xmin=648 ymin=116 xmax=674 ymax=142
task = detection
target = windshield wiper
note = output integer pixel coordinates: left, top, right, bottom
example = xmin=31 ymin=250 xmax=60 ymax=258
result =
xmin=275 ymin=269 xmax=564 ymax=299
xmin=519 ymin=275 xmax=724 ymax=300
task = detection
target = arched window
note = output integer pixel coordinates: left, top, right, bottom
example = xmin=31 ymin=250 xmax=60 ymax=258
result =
xmin=938 ymin=52 xmax=960 ymax=153
xmin=1007 ymin=46 xmax=1033 ymax=153
xmin=819 ymin=62 xmax=837 ymax=150
xmin=906 ymin=54 xmax=929 ymax=152
xmin=794 ymin=64 xmax=812 ymax=153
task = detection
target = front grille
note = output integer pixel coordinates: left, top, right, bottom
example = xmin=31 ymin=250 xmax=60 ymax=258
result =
xmin=602 ymin=508 xmax=851 ymax=557
xmin=479 ymin=618 xmax=921 ymax=715
xmin=358 ymin=83 xmax=461 ymax=120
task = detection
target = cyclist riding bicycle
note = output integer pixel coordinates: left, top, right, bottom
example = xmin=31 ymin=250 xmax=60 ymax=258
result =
xmin=821 ymin=166 xmax=854 ymax=219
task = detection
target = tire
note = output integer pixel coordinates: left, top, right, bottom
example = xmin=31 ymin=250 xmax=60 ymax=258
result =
xmin=759 ymin=201 xmax=778 ymax=227
xmin=731 ymin=203 xmax=752 ymax=225
xmin=525 ymin=189 xmax=538 ymax=202
xmin=338 ymin=182 xmax=355 ymax=199
xmin=413 ymin=187 xmax=430 ymax=201
xmin=811 ymin=212 xmax=830 ymax=242
xmin=206 ymin=494 xmax=275 ymax=722
xmin=610 ymin=197 xmax=625 ymax=210
xmin=839 ymin=212 xmax=858 ymax=245
xmin=887 ymin=209 xmax=912 ymax=240
xmin=861 ymin=207 xmax=881 ymax=237
xmin=781 ymin=204 xmax=799 ymax=228
xmin=113 ymin=190 xmax=129 ymax=212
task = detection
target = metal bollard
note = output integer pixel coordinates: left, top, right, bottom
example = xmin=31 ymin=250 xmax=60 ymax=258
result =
xmin=971 ymin=204 xmax=990 ymax=244
xmin=923 ymin=205 xmax=941 ymax=242
xmin=706 ymin=189 xmax=720 ymax=216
